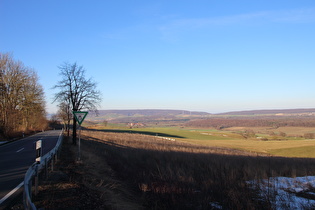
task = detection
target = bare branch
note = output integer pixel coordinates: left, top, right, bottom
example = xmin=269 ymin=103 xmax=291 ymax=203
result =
xmin=53 ymin=62 xmax=102 ymax=144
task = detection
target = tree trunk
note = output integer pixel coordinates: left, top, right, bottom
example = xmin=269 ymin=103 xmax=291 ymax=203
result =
xmin=72 ymin=115 xmax=77 ymax=145
xmin=67 ymin=118 xmax=70 ymax=137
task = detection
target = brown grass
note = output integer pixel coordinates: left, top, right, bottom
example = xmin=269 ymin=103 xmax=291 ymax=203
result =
xmin=225 ymin=126 xmax=315 ymax=136
xmin=77 ymin=129 xmax=315 ymax=209
xmin=30 ymin=136 xmax=110 ymax=209
xmin=27 ymin=130 xmax=315 ymax=209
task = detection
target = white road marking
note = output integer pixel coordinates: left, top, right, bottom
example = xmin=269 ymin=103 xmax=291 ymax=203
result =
xmin=16 ymin=148 xmax=24 ymax=153
xmin=0 ymin=182 xmax=24 ymax=205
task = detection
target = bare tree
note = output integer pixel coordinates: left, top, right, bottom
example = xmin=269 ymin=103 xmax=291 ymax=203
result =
xmin=53 ymin=62 xmax=102 ymax=145
xmin=0 ymin=52 xmax=47 ymax=137
xmin=57 ymin=101 xmax=72 ymax=136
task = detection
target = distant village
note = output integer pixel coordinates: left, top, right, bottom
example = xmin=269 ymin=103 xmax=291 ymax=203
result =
xmin=127 ymin=122 xmax=146 ymax=129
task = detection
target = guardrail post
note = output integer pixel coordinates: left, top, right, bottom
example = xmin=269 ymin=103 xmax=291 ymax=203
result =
xmin=34 ymin=165 xmax=39 ymax=196
xmin=29 ymin=178 xmax=33 ymax=201
xmin=23 ymin=130 xmax=64 ymax=210
xmin=51 ymin=155 xmax=54 ymax=172
xmin=44 ymin=158 xmax=47 ymax=179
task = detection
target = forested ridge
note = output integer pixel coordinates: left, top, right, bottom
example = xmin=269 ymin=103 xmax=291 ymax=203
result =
xmin=186 ymin=116 xmax=315 ymax=129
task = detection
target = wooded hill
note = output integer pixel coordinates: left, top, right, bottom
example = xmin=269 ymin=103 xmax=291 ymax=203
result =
xmin=97 ymin=109 xmax=209 ymax=116
xmin=189 ymin=108 xmax=315 ymax=129
xmin=89 ymin=108 xmax=315 ymax=120
xmin=86 ymin=109 xmax=209 ymax=125
xmin=86 ymin=108 xmax=315 ymax=128
xmin=218 ymin=108 xmax=315 ymax=115
xmin=185 ymin=116 xmax=315 ymax=129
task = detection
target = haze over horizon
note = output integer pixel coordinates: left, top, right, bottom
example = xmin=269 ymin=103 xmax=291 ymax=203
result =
xmin=81 ymin=107 xmax=315 ymax=116
xmin=1 ymin=1 xmax=315 ymax=114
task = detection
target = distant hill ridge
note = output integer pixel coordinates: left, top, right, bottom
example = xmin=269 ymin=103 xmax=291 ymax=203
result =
xmin=90 ymin=108 xmax=315 ymax=119
xmin=218 ymin=108 xmax=315 ymax=115
xmin=97 ymin=109 xmax=209 ymax=116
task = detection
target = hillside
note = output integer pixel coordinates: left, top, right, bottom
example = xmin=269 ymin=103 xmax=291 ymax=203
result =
xmin=85 ymin=108 xmax=315 ymax=126
xmin=218 ymin=108 xmax=315 ymax=116
xmin=86 ymin=109 xmax=210 ymax=122
xmin=97 ymin=109 xmax=209 ymax=116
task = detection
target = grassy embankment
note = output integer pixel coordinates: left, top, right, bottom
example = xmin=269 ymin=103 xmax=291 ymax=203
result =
xmin=89 ymin=124 xmax=315 ymax=158
xmin=77 ymin=127 xmax=315 ymax=209
xmin=20 ymin=122 xmax=315 ymax=209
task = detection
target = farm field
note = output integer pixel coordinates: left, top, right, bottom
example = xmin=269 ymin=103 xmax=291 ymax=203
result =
xmin=74 ymin=128 xmax=315 ymax=209
xmin=86 ymin=124 xmax=315 ymax=158
xmin=46 ymin=110 xmax=315 ymax=209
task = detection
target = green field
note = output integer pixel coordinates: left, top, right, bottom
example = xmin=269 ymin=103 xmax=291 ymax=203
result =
xmin=86 ymin=124 xmax=315 ymax=158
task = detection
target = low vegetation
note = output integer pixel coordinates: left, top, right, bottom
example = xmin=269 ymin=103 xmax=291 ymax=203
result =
xmin=89 ymin=125 xmax=315 ymax=158
xmin=32 ymin=110 xmax=315 ymax=209
xmin=185 ymin=116 xmax=315 ymax=129
xmin=73 ymin=129 xmax=315 ymax=209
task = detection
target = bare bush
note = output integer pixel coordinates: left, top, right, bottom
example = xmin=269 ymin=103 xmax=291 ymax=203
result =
xmin=304 ymin=133 xmax=315 ymax=139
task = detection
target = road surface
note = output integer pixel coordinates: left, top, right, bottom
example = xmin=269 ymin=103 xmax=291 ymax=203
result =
xmin=0 ymin=130 xmax=62 ymax=208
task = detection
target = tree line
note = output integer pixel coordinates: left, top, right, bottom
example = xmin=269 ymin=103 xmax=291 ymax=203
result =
xmin=185 ymin=117 xmax=315 ymax=129
xmin=0 ymin=53 xmax=47 ymax=138
xmin=0 ymin=52 xmax=102 ymax=143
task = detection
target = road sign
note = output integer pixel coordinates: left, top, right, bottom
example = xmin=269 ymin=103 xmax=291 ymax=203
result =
xmin=73 ymin=111 xmax=88 ymax=125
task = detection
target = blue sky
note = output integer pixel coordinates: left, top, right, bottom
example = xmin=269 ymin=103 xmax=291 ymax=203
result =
xmin=1 ymin=1 xmax=315 ymax=114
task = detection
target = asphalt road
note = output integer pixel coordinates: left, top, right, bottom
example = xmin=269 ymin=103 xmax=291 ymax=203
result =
xmin=0 ymin=129 xmax=62 ymax=207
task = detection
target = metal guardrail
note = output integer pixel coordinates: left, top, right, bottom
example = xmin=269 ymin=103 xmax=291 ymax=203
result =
xmin=23 ymin=130 xmax=63 ymax=210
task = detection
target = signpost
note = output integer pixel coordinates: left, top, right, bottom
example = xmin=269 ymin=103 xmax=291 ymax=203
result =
xmin=35 ymin=140 xmax=42 ymax=164
xmin=35 ymin=140 xmax=42 ymax=195
xmin=73 ymin=111 xmax=88 ymax=161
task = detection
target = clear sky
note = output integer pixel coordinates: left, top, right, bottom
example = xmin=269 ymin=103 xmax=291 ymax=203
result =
xmin=1 ymin=0 xmax=315 ymax=114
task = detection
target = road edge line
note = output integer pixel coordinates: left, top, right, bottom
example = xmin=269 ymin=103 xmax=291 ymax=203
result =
xmin=0 ymin=181 xmax=24 ymax=205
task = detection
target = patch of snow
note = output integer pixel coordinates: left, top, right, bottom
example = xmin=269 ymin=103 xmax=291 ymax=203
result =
xmin=248 ymin=176 xmax=315 ymax=209
xmin=210 ymin=202 xmax=223 ymax=209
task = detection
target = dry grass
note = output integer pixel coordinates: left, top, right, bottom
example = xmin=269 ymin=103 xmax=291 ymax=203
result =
xmin=178 ymin=138 xmax=315 ymax=157
xmin=79 ymin=139 xmax=144 ymax=210
xmin=78 ymin=129 xmax=315 ymax=209
xmin=225 ymin=126 xmax=315 ymax=136
xmin=30 ymin=136 xmax=110 ymax=210
xmin=86 ymin=126 xmax=315 ymax=157
xmin=28 ymin=130 xmax=315 ymax=209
